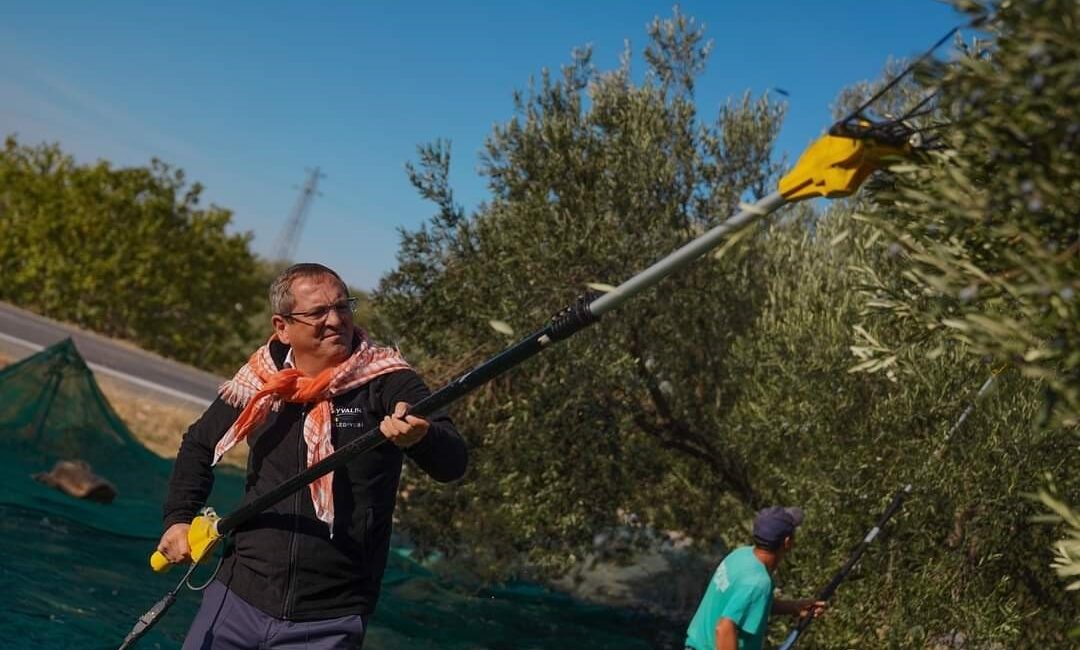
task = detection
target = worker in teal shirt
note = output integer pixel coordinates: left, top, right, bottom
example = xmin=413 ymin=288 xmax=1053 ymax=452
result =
xmin=685 ymin=507 xmax=826 ymax=650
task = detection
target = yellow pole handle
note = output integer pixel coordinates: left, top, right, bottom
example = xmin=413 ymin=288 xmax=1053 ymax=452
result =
xmin=150 ymin=550 xmax=172 ymax=572
xmin=148 ymin=509 xmax=222 ymax=573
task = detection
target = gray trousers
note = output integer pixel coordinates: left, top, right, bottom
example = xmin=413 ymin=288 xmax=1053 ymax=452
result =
xmin=182 ymin=580 xmax=368 ymax=650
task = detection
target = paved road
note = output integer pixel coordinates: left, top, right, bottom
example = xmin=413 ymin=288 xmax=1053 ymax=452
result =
xmin=0 ymin=300 xmax=222 ymax=406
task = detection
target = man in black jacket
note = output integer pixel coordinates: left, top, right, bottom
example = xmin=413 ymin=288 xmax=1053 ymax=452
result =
xmin=157 ymin=263 xmax=468 ymax=649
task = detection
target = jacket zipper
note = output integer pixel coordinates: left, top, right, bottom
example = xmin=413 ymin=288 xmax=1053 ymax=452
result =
xmin=281 ymin=405 xmax=305 ymax=619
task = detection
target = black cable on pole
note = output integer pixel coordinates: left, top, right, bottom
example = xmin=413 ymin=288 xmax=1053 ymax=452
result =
xmin=118 ymin=561 xmax=203 ymax=650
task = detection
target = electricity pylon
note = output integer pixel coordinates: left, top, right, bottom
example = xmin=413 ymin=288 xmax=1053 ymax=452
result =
xmin=272 ymin=167 xmax=324 ymax=263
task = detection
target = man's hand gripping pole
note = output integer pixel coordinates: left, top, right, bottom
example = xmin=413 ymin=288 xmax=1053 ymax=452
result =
xmin=149 ymin=507 xmax=222 ymax=572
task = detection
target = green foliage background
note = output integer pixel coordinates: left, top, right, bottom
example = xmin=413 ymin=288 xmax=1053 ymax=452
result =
xmin=854 ymin=0 xmax=1079 ymax=429
xmin=0 ymin=137 xmax=266 ymax=373
xmin=0 ymin=1 xmax=1075 ymax=647
xmin=373 ymin=3 xmax=1077 ymax=647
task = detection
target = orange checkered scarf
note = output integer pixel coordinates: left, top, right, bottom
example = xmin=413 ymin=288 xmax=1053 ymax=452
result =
xmin=213 ymin=332 xmax=410 ymax=534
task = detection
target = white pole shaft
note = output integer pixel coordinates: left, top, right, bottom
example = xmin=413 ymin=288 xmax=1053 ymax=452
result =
xmin=589 ymin=191 xmax=788 ymax=317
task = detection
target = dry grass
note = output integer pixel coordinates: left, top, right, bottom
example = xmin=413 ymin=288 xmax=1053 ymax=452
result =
xmin=95 ymin=376 xmax=249 ymax=467
xmin=96 ymin=377 xmax=205 ymax=457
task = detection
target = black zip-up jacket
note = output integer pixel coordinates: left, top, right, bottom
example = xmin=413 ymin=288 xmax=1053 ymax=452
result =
xmin=163 ymin=340 xmax=467 ymax=620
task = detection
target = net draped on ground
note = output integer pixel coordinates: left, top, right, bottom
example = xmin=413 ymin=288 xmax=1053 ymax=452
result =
xmin=0 ymin=339 xmax=673 ymax=649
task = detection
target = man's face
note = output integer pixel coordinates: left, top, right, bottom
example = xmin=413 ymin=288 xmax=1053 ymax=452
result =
xmin=272 ymin=274 xmax=355 ymax=370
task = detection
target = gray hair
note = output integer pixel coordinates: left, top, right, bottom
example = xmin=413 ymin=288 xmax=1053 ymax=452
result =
xmin=269 ymin=263 xmax=347 ymax=315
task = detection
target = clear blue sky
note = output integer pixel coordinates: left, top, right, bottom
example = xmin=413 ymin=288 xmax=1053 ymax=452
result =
xmin=1 ymin=1 xmax=963 ymax=290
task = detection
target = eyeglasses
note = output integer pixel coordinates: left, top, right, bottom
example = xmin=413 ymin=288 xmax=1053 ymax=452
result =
xmin=280 ymin=297 xmax=358 ymax=324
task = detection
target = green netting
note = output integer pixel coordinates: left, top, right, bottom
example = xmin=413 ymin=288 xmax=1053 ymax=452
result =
xmin=1 ymin=340 xmax=677 ymax=649
xmin=0 ymin=338 xmax=192 ymax=537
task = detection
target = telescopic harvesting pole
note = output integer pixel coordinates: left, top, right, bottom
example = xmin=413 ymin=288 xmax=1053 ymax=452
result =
xmin=776 ymin=485 xmax=912 ymax=650
xmin=217 ymin=191 xmax=790 ymax=537
xmin=123 ymin=82 xmax=916 ymax=650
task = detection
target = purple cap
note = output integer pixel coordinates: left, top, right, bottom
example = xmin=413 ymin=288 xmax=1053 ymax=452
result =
xmin=752 ymin=506 xmax=805 ymax=549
